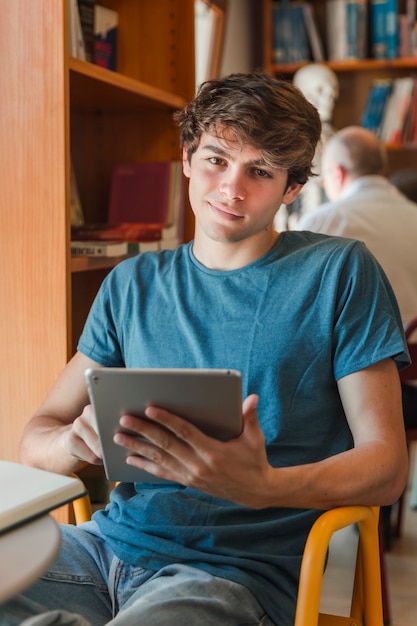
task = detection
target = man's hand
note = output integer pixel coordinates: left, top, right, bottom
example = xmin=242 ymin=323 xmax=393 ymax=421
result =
xmin=113 ymin=394 xmax=274 ymax=508
xmin=62 ymin=404 xmax=104 ymax=467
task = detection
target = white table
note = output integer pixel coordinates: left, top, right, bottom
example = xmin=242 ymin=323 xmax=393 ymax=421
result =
xmin=0 ymin=514 xmax=61 ymax=604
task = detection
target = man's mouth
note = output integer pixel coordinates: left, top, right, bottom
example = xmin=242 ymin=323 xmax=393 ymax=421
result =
xmin=209 ymin=202 xmax=244 ymax=221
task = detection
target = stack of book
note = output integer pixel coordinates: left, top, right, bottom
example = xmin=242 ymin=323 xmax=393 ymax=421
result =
xmin=369 ymin=0 xmax=399 ymax=59
xmin=272 ymin=1 xmax=324 ymax=63
xmin=271 ymin=0 xmax=417 ymax=63
xmin=361 ymin=76 xmax=417 ymax=145
xmin=71 ymin=160 xmax=186 ymax=258
xmin=69 ymin=0 xmax=118 ymax=70
xmin=326 ymin=0 xmax=368 ymax=61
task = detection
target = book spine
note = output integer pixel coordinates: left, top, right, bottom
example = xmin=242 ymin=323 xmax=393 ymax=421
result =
xmin=289 ymin=2 xmax=309 ymax=63
xmin=358 ymin=0 xmax=369 ymax=58
xmin=126 ymin=241 xmax=160 ymax=254
xmin=272 ymin=1 xmax=291 ymax=64
xmin=94 ymin=5 xmax=118 ymax=71
xmin=385 ymin=0 xmax=399 ymax=58
xmin=71 ymin=241 xmax=128 ymax=257
xmin=370 ymin=0 xmax=388 ymax=58
xmin=346 ymin=0 xmax=359 ymax=59
xmin=326 ymin=0 xmax=348 ymax=61
xmin=77 ymin=0 xmax=95 ymax=63
xmin=68 ymin=0 xmax=86 ymax=60
xmin=361 ymin=79 xmax=392 ymax=135
xmin=406 ymin=0 xmax=416 ymax=55
xmin=302 ymin=2 xmax=325 ymax=61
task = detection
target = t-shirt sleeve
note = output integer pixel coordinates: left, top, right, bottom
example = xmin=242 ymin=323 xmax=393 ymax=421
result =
xmin=77 ymin=263 xmax=128 ymax=367
xmin=332 ymin=241 xmax=410 ymax=380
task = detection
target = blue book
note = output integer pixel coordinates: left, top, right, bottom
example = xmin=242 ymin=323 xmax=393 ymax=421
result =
xmin=346 ymin=0 xmax=368 ymax=58
xmin=370 ymin=0 xmax=387 ymax=58
xmin=346 ymin=0 xmax=360 ymax=58
xmin=385 ymin=0 xmax=399 ymax=58
xmin=272 ymin=1 xmax=291 ymax=63
xmin=361 ymin=79 xmax=392 ymax=135
xmin=289 ymin=3 xmax=310 ymax=62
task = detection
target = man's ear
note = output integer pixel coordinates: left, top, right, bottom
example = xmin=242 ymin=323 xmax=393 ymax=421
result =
xmin=182 ymin=146 xmax=191 ymax=178
xmin=336 ymin=164 xmax=347 ymax=185
xmin=282 ymin=182 xmax=304 ymax=205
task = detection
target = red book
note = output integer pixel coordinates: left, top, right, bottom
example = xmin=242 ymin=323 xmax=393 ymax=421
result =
xmin=108 ymin=162 xmax=182 ymax=227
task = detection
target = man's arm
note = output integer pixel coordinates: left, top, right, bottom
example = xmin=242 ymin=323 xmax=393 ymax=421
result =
xmin=266 ymin=357 xmax=408 ymax=509
xmin=18 ymin=351 xmax=104 ymax=475
xmin=113 ymin=358 xmax=408 ymax=510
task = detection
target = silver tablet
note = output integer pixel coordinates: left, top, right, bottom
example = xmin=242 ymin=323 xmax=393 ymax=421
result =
xmin=85 ymin=367 xmax=243 ymax=483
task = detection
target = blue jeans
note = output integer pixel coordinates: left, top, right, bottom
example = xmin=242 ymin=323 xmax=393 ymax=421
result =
xmin=1 ymin=521 xmax=275 ymax=626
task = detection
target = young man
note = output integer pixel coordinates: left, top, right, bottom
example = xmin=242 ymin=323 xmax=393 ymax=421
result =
xmin=4 ymin=73 xmax=408 ymax=626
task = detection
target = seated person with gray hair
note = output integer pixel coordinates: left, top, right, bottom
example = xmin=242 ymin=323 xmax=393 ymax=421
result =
xmin=297 ymin=125 xmax=417 ymax=544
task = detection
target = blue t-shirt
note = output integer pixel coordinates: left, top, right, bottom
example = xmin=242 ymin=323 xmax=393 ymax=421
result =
xmin=78 ymin=231 xmax=408 ymax=626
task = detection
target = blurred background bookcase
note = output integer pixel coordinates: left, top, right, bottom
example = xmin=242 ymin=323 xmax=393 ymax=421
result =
xmin=262 ymin=0 xmax=417 ymax=174
xmin=0 ymin=0 xmax=195 ymax=518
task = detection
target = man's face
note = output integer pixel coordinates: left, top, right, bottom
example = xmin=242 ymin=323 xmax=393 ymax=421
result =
xmin=182 ymin=131 xmax=302 ymax=246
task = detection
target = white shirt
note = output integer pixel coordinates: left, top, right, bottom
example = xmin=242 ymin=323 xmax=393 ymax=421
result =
xmin=298 ymin=175 xmax=417 ymax=325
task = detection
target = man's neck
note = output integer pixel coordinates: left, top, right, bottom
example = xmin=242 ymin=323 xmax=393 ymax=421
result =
xmin=192 ymin=230 xmax=279 ymax=271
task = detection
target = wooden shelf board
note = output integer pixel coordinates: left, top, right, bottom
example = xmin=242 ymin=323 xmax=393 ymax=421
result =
xmin=71 ymin=254 xmax=134 ymax=273
xmin=272 ymin=58 xmax=417 ymax=75
xmin=69 ymin=58 xmax=186 ymax=112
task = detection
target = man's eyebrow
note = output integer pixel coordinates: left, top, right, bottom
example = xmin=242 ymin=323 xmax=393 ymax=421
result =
xmin=200 ymin=144 xmax=270 ymax=167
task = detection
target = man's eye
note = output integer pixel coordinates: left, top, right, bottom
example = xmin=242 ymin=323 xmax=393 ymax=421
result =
xmin=209 ymin=157 xmax=223 ymax=165
xmin=254 ymin=168 xmax=271 ymax=178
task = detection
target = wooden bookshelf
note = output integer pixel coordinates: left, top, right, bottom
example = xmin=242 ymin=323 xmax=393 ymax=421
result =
xmin=0 ymin=0 xmax=195 ymax=505
xmin=262 ymin=0 xmax=417 ymax=173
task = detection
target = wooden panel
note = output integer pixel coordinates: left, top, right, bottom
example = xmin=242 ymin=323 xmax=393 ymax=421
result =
xmin=98 ymin=0 xmax=195 ymax=98
xmin=0 ymin=0 xmax=70 ymax=460
xmin=0 ymin=0 xmax=195 ymax=518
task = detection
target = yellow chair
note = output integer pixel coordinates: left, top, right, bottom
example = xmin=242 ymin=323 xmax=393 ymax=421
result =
xmin=295 ymin=505 xmax=383 ymax=626
xmin=70 ymin=480 xmax=384 ymax=626
xmin=70 ymin=482 xmax=93 ymax=523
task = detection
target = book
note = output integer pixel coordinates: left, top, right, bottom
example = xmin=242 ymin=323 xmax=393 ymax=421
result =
xmin=380 ymin=76 xmax=415 ymax=144
xmin=127 ymin=241 xmax=161 ymax=254
xmin=71 ymin=240 xmax=129 ymax=257
xmin=326 ymin=0 xmax=348 ymax=60
xmin=108 ymin=161 xmax=184 ymax=230
xmin=71 ymin=223 xmax=163 ymax=242
xmin=406 ymin=0 xmax=417 ymax=55
xmin=326 ymin=0 xmax=368 ymax=60
xmin=161 ymin=161 xmax=186 ymax=243
xmin=272 ymin=1 xmax=291 ymax=63
xmin=70 ymin=159 xmax=85 ymax=227
xmin=385 ymin=0 xmax=399 ymax=58
xmin=94 ymin=5 xmax=118 ymax=71
xmin=272 ymin=1 xmax=312 ymax=63
xmin=289 ymin=2 xmax=311 ymax=62
xmin=346 ymin=0 xmax=368 ymax=59
xmin=68 ymin=0 xmax=86 ymax=60
xmin=302 ymin=2 xmax=325 ymax=61
xmin=370 ymin=0 xmax=388 ymax=58
xmin=0 ymin=461 xmax=86 ymax=535
xmin=77 ymin=0 xmax=95 ymax=63
xmin=361 ymin=79 xmax=392 ymax=135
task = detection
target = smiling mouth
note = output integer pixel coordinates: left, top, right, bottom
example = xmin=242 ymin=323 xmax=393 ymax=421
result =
xmin=210 ymin=202 xmax=244 ymax=220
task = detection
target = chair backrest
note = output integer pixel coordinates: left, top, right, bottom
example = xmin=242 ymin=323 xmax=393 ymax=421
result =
xmin=295 ymin=506 xmax=384 ymax=626
xmin=400 ymin=316 xmax=417 ymax=382
xmin=69 ymin=474 xmax=93 ymax=523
